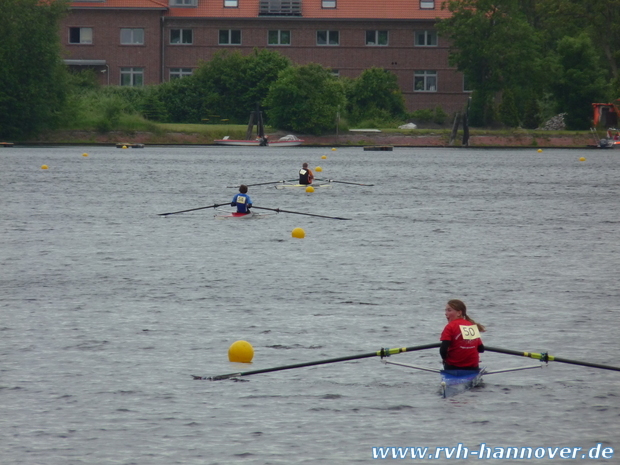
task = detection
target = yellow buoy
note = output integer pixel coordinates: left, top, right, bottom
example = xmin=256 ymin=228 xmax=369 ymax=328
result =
xmin=228 ymin=340 xmax=254 ymax=363
xmin=321 ymin=155 xmax=327 ymax=159
xmin=315 ymin=166 xmax=323 ymax=172
xmin=292 ymin=227 xmax=306 ymax=239
xmin=122 ymin=145 xmax=128 ymax=149
xmin=82 ymin=153 xmax=89 ymax=157
xmin=331 ymin=147 xmax=336 ymax=151
xmin=41 ymin=165 xmax=48 ymax=170
xmin=305 ymin=186 xmax=315 ymax=193
xmin=579 ymin=157 xmax=586 ymax=162
xmin=537 ymin=149 xmax=543 ymax=153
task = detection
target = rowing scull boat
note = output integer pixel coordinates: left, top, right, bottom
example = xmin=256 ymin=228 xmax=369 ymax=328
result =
xmin=382 ymin=359 xmax=543 ymax=398
xmin=274 ymin=182 xmax=332 ymax=190
xmin=214 ymin=209 xmax=277 ymax=219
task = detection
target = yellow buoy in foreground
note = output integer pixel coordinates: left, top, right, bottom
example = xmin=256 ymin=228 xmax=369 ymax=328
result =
xmin=315 ymin=166 xmax=323 ymax=172
xmin=305 ymin=185 xmax=315 ymax=193
xmin=41 ymin=165 xmax=48 ymax=170
xmin=321 ymin=155 xmax=327 ymax=159
xmin=579 ymin=157 xmax=586 ymax=162
xmin=83 ymin=153 xmax=89 ymax=157
xmin=537 ymin=149 xmax=543 ymax=153
xmin=331 ymin=147 xmax=336 ymax=151
xmin=292 ymin=227 xmax=306 ymax=239
xmin=228 ymin=340 xmax=254 ymax=363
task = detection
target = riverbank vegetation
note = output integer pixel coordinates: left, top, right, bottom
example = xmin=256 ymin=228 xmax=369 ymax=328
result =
xmin=1 ymin=0 xmax=619 ymax=141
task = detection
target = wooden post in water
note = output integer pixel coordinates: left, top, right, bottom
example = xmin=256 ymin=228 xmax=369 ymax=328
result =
xmin=449 ymin=112 xmax=460 ymax=145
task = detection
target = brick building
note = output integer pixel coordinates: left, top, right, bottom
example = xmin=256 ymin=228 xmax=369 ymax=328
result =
xmin=61 ymin=0 xmax=470 ymax=113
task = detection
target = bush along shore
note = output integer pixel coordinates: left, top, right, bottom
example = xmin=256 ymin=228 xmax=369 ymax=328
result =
xmin=17 ymin=127 xmax=597 ymax=148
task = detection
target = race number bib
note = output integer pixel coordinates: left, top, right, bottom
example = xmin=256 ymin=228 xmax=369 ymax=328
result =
xmin=300 ymin=169 xmax=307 ymax=175
xmin=459 ymin=325 xmax=480 ymax=340
xmin=237 ymin=196 xmax=246 ymax=204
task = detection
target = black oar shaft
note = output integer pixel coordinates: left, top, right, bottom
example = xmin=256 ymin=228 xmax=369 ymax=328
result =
xmin=252 ymin=205 xmax=351 ymax=220
xmin=485 ymin=346 xmax=620 ymax=372
xmin=198 ymin=342 xmax=441 ymax=381
xmin=316 ymin=178 xmax=374 ymax=186
xmin=159 ymin=203 xmax=228 ymax=216
xmin=227 ymin=180 xmax=296 ymax=188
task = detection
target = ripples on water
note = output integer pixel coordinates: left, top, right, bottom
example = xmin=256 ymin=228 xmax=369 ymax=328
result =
xmin=1 ymin=146 xmax=619 ymax=464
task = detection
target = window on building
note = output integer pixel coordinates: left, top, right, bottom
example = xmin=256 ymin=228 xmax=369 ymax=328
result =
xmin=330 ymin=69 xmax=340 ymax=77
xmin=170 ymin=29 xmax=193 ymax=44
xmin=219 ymin=29 xmax=241 ymax=45
xmin=366 ymin=30 xmax=388 ymax=46
xmin=120 ymin=28 xmax=144 ymax=45
xmin=224 ymin=0 xmax=238 ymax=6
xmin=268 ymin=30 xmax=291 ymax=45
xmin=69 ymin=27 xmax=93 ymax=44
xmin=120 ymin=67 xmax=144 ymax=86
xmin=170 ymin=0 xmax=197 ymax=5
xmin=317 ymin=30 xmax=339 ymax=46
xmin=415 ymin=30 xmax=437 ymax=46
xmin=414 ymin=70 xmax=437 ymax=91
xmin=170 ymin=68 xmax=193 ymax=80
xmin=322 ymin=0 xmax=336 ymax=7
xmin=420 ymin=0 xmax=435 ymax=8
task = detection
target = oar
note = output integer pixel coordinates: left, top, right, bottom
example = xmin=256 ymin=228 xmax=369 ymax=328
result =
xmin=251 ymin=205 xmax=352 ymax=220
xmin=158 ymin=203 xmax=229 ymax=217
xmin=484 ymin=346 xmax=620 ymax=372
xmin=226 ymin=179 xmax=297 ymax=188
xmin=193 ymin=342 xmax=441 ymax=381
xmin=315 ymin=178 xmax=374 ymax=186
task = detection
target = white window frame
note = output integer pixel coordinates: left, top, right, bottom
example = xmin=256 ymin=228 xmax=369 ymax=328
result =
xmin=120 ymin=67 xmax=144 ymax=86
xmin=415 ymin=30 xmax=437 ymax=46
xmin=170 ymin=0 xmax=197 ymax=5
xmin=219 ymin=29 xmax=241 ymax=45
xmin=170 ymin=28 xmax=193 ymax=45
xmin=317 ymin=30 xmax=339 ymax=46
xmin=120 ymin=28 xmax=144 ymax=45
xmin=69 ymin=27 xmax=92 ymax=44
xmin=322 ymin=0 xmax=336 ymax=8
xmin=366 ymin=30 xmax=388 ymax=46
xmin=414 ymin=70 xmax=437 ymax=92
xmin=224 ymin=0 xmax=238 ymax=6
xmin=268 ymin=30 xmax=291 ymax=46
xmin=463 ymin=74 xmax=473 ymax=93
xmin=420 ymin=0 xmax=435 ymax=9
xmin=170 ymin=68 xmax=193 ymax=80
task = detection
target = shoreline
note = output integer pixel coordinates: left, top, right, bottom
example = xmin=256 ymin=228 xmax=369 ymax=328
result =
xmin=9 ymin=129 xmax=601 ymax=149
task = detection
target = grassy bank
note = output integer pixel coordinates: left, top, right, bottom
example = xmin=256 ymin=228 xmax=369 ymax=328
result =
xmin=21 ymin=123 xmax=596 ymax=148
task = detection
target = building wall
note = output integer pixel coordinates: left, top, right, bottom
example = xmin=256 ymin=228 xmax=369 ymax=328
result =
xmin=61 ymin=9 xmax=163 ymax=86
xmin=61 ymin=3 xmax=470 ymax=114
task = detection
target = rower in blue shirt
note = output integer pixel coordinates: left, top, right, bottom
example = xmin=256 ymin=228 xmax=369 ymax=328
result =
xmin=231 ymin=185 xmax=252 ymax=214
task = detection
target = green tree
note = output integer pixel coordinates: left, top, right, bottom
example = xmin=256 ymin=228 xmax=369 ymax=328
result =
xmin=438 ymin=0 xmax=546 ymax=125
xmin=0 ymin=0 xmax=69 ymax=139
xmin=192 ymin=48 xmax=291 ymax=123
xmin=346 ymin=67 xmax=406 ymax=124
xmin=156 ymin=77 xmax=205 ymax=124
xmin=551 ymin=33 xmax=609 ymax=129
xmin=265 ymin=63 xmax=346 ymax=135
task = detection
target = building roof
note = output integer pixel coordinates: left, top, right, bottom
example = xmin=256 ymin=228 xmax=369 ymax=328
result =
xmin=70 ymin=0 xmax=450 ymax=19
xmin=70 ymin=0 xmax=168 ymax=10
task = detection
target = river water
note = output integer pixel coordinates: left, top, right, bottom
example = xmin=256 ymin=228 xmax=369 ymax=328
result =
xmin=1 ymin=145 xmax=619 ymax=464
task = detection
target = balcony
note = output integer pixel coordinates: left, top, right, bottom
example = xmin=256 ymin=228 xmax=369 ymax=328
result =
xmin=259 ymin=0 xmax=302 ymax=16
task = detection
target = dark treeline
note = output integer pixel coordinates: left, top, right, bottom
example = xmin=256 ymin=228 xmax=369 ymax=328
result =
xmin=1 ymin=0 xmax=618 ymax=140
xmin=438 ymin=0 xmax=619 ymax=128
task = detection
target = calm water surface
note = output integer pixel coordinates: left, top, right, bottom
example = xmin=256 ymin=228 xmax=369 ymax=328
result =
xmin=1 ymin=145 xmax=619 ymax=464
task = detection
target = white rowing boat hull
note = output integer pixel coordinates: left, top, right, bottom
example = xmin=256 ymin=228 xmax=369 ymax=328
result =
xmin=274 ymin=183 xmax=332 ymax=190
xmin=214 ymin=210 xmax=276 ymax=219
xmin=440 ymin=368 xmax=486 ymax=398
xmin=214 ymin=139 xmax=303 ymax=147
